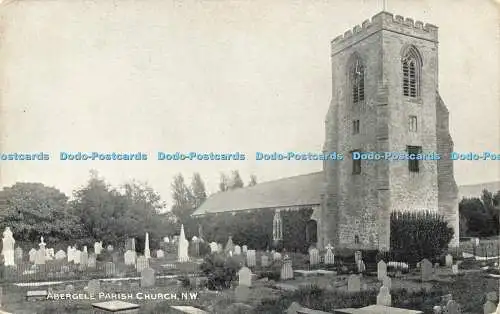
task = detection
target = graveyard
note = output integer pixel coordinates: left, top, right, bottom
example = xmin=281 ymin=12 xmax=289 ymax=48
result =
xmin=0 ymin=224 xmax=498 ymax=314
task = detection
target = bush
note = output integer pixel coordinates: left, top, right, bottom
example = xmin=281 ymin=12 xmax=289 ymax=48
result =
xmin=200 ymin=253 xmax=241 ymax=290
xmin=390 ymin=211 xmax=453 ymax=264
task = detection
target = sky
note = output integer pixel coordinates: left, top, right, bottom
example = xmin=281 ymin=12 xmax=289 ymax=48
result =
xmin=0 ymin=0 xmax=498 ymax=209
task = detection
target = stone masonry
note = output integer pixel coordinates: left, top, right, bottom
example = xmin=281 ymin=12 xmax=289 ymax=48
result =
xmin=320 ymin=11 xmax=459 ymax=250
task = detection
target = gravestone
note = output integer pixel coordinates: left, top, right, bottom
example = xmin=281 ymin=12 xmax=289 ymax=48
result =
xmin=234 ymin=245 xmax=241 ymax=255
xmin=354 ymin=250 xmax=362 ymax=264
xmin=309 ymin=248 xmax=320 ymax=266
xmin=376 ymin=285 xmax=392 ymax=306
xmin=126 ymin=238 xmax=136 ymax=251
xmin=280 ymin=256 xmax=293 ymax=280
xmin=67 ymin=246 xmax=73 ymax=263
xmin=140 ymin=267 xmax=155 ymax=287
xmin=191 ymin=237 xmax=200 ymax=256
xmin=261 ymin=255 xmax=269 ymax=267
xmin=105 ymin=262 xmax=116 ymax=276
xmin=445 ymin=300 xmax=460 ymax=313
xmin=209 ymin=242 xmax=218 ymax=253
xmin=80 ymin=251 xmax=89 ymax=267
xmin=73 ymin=249 xmax=82 ymax=264
xmin=445 ymin=254 xmax=453 ymax=267
xmin=35 ymin=248 xmax=46 ymax=265
xmin=273 ymin=252 xmax=282 ymax=261
xmin=382 ymin=275 xmax=392 ymax=290
xmin=238 ymin=266 xmax=252 ymax=287
xmin=242 ymin=245 xmax=248 ymax=254
xmin=225 ymin=236 xmax=234 ymax=254
xmin=377 ymin=260 xmax=387 ymax=280
xmin=452 ymin=264 xmax=458 ymax=275
xmin=358 ymin=260 xmax=366 ymax=273
xmin=156 ymin=249 xmax=164 ymax=259
xmin=178 ymin=224 xmax=189 ymax=262
xmin=136 ymin=256 xmax=149 ymax=273
xmin=106 ymin=245 xmax=113 ymax=252
xmin=144 ymin=232 xmax=151 ymax=259
xmin=94 ymin=241 xmax=103 ymax=255
xmin=124 ymin=250 xmax=136 ymax=266
xmin=347 ymin=275 xmax=361 ymax=292
xmin=88 ymin=279 xmax=100 ymax=295
xmin=88 ymin=254 xmax=97 ymax=268
xmin=484 ymin=291 xmax=497 ymax=314
xmin=14 ymin=247 xmax=23 ymax=263
xmin=2 ymin=228 xmax=15 ymax=266
xmin=55 ymin=250 xmax=66 ymax=260
xmin=421 ymin=259 xmax=432 ymax=281
xmin=246 ymin=250 xmax=256 ymax=267
xmin=324 ymin=244 xmax=334 ymax=265
xmin=29 ymin=248 xmax=36 ymax=263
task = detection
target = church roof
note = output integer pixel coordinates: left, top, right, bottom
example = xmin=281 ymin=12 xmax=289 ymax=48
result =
xmin=191 ymin=171 xmax=324 ymax=216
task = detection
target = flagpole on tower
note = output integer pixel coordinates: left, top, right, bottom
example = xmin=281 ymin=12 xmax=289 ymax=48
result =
xmin=383 ymin=0 xmax=387 ymax=11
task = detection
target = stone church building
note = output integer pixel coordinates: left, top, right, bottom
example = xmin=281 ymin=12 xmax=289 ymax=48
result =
xmin=192 ymin=11 xmax=460 ymax=250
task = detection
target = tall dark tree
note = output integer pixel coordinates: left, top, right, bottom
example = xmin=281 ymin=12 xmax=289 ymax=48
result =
xmin=248 ymin=174 xmax=257 ymax=187
xmin=229 ymin=170 xmax=244 ymax=189
xmin=171 ymin=174 xmax=194 ymax=224
xmin=191 ymin=173 xmax=207 ymax=209
xmin=219 ymin=173 xmax=229 ymax=192
xmin=0 ymin=182 xmax=82 ymax=242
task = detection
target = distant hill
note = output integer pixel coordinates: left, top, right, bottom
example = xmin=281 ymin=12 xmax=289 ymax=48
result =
xmin=458 ymin=181 xmax=500 ymax=199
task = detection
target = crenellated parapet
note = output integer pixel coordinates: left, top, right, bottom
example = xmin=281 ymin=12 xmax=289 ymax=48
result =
xmin=331 ymin=12 xmax=438 ymax=55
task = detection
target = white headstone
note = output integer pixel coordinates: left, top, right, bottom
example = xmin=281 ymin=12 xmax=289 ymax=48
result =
xmin=382 ymin=276 xmax=392 ymax=290
xmin=136 ymin=256 xmax=149 ymax=273
xmin=347 ymin=275 xmax=361 ymax=292
xmin=29 ymin=248 xmax=37 ymax=263
xmin=238 ymin=267 xmax=252 ymax=287
xmin=141 ymin=267 xmax=155 ymax=287
xmin=378 ymin=260 xmax=387 ymax=280
xmin=144 ymin=232 xmax=151 ymax=259
xmin=124 ymin=250 xmax=136 ymax=266
xmin=94 ymin=241 xmax=103 ymax=255
xmin=55 ymin=250 xmax=66 ymax=260
xmin=246 ymin=250 xmax=256 ymax=267
xmin=280 ymin=256 xmax=293 ymax=280
xmin=452 ymin=264 xmax=458 ymax=275
xmin=178 ymin=224 xmax=189 ymax=262
xmin=2 ymin=228 xmax=15 ymax=266
xmin=324 ymin=244 xmax=335 ymax=265
xmin=156 ymin=249 xmax=164 ymax=259
xmin=73 ymin=250 xmax=82 ymax=264
xmin=209 ymin=242 xmax=218 ymax=253
xmin=376 ymin=285 xmax=392 ymax=306
xmin=309 ymin=248 xmax=320 ymax=266
xmin=234 ymin=245 xmax=241 ymax=255
xmin=242 ymin=245 xmax=248 ymax=253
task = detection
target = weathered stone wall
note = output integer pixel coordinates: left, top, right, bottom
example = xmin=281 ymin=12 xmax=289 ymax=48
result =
xmin=321 ymin=11 xmax=456 ymax=250
xmin=436 ymin=94 xmax=460 ymax=247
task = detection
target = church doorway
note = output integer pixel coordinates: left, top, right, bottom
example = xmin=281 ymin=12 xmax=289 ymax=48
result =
xmin=305 ymin=220 xmax=318 ymax=247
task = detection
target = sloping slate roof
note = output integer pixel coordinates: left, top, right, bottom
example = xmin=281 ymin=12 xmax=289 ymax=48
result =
xmin=458 ymin=181 xmax=500 ymax=198
xmin=192 ymin=171 xmax=324 ymax=216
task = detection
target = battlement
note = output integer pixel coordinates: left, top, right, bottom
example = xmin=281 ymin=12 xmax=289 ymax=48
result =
xmin=331 ymin=11 xmax=438 ymax=55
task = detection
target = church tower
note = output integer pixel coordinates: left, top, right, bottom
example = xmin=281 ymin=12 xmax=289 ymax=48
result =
xmin=320 ymin=12 xmax=459 ymax=250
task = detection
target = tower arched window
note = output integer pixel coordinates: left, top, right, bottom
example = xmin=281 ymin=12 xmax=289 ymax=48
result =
xmin=402 ymin=46 xmax=422 ymax=98
xmin=349 ymin=56 xmax=365 ymax=104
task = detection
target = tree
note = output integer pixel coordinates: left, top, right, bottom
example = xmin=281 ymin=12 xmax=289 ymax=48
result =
xmin=248 ymin=175 xmax=257 ymax=187
xmin=70 ymin=172 xmax=127 ymax=243
xmin=191 ymin=173 xmax=207 ymax=209
xmin=459 ymin=196 xmax=496 ymax=237
xmin=219 ymin=173 xmax=229 ymax=192
xmin=390 ymin=211 xmax=453 ymax=264
xmin=229 ymin=170 xmax=244 ymax=190
xmin=0 ymin=182 xmax=82 ymax=242
xmin=171 ymin=174 xmax=194 ymax=224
